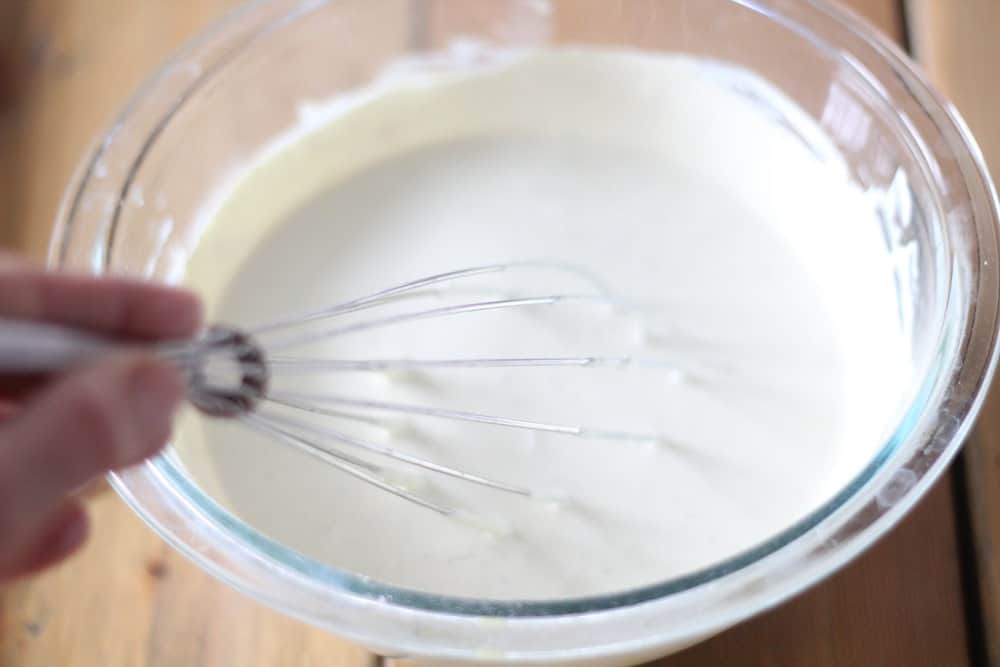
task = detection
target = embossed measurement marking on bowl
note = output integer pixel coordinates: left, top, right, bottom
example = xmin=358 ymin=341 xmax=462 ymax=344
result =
xmin=173 ymin=49 xmax=909 ymax=600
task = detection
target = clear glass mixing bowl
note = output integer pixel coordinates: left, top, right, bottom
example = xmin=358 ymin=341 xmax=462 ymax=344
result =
xmin=51 ymin=0 xmax=1000 ymax=664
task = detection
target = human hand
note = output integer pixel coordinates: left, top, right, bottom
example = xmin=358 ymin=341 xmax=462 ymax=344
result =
xmin=0 ymin=259 xmax=202 ymax=581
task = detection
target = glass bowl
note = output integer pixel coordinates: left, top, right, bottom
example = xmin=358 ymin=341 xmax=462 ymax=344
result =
xmin=51 ymin=0 xmax=1000 ymax=664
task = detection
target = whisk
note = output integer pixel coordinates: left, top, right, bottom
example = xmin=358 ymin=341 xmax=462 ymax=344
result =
xmin=0 ymin=262 xmax=673 ymax=519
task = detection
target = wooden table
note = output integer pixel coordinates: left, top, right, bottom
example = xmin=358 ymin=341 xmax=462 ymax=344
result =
xmin=0 ymin=1 xmax=997 ymax=665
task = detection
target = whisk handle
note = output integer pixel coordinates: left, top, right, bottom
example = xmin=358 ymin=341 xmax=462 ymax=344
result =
xmin=0 ymin=318 xmax=112 ymax=373
xmin=0 ymin=318 xmax=268 ymax=418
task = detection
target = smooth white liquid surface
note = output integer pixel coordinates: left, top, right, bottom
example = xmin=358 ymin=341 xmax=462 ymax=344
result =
xmin=174 ymin=49 xmax=906 ymax=600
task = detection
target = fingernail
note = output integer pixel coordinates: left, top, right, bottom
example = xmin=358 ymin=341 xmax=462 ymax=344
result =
xmin=127 ymin=359 xmax=183 ymax=447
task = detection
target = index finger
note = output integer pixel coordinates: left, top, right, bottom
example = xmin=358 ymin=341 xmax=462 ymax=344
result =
xmin=0 ymin=267 xmax=203 ymax=341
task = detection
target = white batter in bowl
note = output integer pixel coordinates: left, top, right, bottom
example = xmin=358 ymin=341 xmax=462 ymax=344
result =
xmin=51 ymin=1 xmax=1000 ymax=664
xmin=174 ymin=49 xmax=907 ymax=601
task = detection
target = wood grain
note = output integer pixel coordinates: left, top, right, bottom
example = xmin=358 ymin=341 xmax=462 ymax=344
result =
xmin=0 ymin=3 xmax=371 ymax=666
xmin=908 ymin=1 xmax=1000 ymax=664
xmin=0 ymin=1 xmax=980 ymax=666
xmin=658 ymin=482 xmax=969 ymax=666
xmin=0 ymin=1 xmax=242 ymax=258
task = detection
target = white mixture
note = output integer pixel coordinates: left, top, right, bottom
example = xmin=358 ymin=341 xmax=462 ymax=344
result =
xmin=173 ymin=49 xmax=907 ymax=600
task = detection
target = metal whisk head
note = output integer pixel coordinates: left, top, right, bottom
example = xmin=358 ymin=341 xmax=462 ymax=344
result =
xmin=165 ymin=262 xmax=672 ymax=521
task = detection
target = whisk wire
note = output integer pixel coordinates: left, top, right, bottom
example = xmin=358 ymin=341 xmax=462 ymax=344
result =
xmin=263 ymin=295 xmax=615 ymax=353
xmin=242 ymin=413 xmax=458 ymax=516
xmin=246 ymin=260 xmax=615 ymax=337
xmin=265 ymin=355 xmax=679 ymax=371
xmin=257 ymin=410 xmax=533 ymax=496
xmin=266 ymin=392 xmax=663 ymax=445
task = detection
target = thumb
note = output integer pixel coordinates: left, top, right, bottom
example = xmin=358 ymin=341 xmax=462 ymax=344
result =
xmin=0 ymin=500 xmax=89 ymax=580
xmin=0 ymin=353 xmax=184 ymax=561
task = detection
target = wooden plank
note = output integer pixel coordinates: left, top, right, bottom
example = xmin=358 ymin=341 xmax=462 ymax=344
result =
xmin=0 ymin=3 xmax=371 ymax=666
xmin=0 ymin=3 xmax=30 ymax=250
xmin=659 ymin=483 xmax=969 ymax=666
xmin=908 ymin=1 xmax=1000 ymax=664
xmin=1 ymin=490 xmax=373 ymax=667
